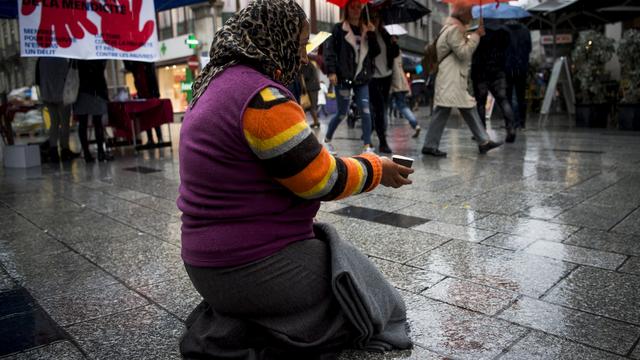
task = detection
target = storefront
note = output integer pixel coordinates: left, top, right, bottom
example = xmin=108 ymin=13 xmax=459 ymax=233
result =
xmin=128 ymin=33 xmax=199 ymax=113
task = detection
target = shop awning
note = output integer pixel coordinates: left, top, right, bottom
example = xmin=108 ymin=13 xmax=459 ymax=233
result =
xmin=0 ymin=0 xmax=208 ymax=19
xmin=526 ymin=0 xmax=640 ymax=30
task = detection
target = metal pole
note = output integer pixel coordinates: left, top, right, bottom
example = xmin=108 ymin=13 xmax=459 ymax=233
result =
xmin=552 ymin=13 xmax=557 ymax=60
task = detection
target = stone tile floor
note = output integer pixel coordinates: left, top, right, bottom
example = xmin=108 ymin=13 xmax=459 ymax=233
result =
xmin=1 ymin=110 xmax=640 ymax=359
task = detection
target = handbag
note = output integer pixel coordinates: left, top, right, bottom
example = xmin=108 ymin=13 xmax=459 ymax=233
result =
xmin=62 ymin=60 xmax=79 ymax=105
xmin=299 ymin=75 xmax=311 ymax=111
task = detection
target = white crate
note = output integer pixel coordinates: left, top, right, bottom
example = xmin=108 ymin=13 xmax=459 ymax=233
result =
xmin=3 ymin=144 xmax=41 ymax=168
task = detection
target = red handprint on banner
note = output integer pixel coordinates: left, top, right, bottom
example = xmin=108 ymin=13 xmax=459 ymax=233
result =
xmin=92 ymin=0 xmax=155 ymax=52
xmin=21 ymin=0 xmax=98 ymax=48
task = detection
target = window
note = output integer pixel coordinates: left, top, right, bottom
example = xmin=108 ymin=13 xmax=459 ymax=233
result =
xmin=176 ymin=7 xmax=194 ymax=36
xmin=158 ymin=10 xmax=173 ymax=40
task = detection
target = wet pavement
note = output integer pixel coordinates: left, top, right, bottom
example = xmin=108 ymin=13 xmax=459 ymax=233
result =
xmin=1 ymin=109 xmax=640 ymax=359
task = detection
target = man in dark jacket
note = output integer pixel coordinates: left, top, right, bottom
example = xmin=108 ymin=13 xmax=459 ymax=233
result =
xmin=505 ymin=20 xmax=532 ymax=129
xmin=323 ymin=0 xmax=380 ymax=154
xmin=471 ymin=24 xmax=516 ymax=143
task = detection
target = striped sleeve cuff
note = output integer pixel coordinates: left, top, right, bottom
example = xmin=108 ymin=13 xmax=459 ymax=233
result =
xmin=353 ymin=152 xmax=382 ymax=192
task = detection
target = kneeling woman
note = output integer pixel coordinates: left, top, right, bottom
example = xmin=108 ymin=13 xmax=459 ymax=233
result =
xmin=178 ymin=1 xmax=413 ymax=358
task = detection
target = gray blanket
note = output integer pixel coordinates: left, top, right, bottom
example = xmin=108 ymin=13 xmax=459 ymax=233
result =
xmin=313 ymin=222 xmax=412 ymax=352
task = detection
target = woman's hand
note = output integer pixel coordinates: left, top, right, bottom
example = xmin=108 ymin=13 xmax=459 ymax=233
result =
xmin=380 ymin=157 xmax=413 ymax=188
xmin=329 ymin=73 xmax=338 ymax=86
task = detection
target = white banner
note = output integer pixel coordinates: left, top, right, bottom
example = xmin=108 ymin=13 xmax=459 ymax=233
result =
xmin=18 ymin=0 xmax=159 ymax=61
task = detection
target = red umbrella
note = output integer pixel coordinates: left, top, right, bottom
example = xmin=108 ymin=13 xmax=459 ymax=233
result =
xmin=327 ymin=0 xmax=369 ymax=8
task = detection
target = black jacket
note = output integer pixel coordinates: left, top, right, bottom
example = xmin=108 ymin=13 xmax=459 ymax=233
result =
xmin=325 ymin=22 xmax=381 ymax=87
xmin=77 ymin=60 xmax=109 ymax=101
xmin=376 ymin=28 xmax=400 ymax=75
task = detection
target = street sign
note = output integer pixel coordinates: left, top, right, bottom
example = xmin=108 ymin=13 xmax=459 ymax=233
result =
xmin=541 ymin=34 xmax=573 ymax=45
xmin=187 ymin=55 xmax=199 ymax=71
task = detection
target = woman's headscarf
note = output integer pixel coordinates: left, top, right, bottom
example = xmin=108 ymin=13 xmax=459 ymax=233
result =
xmin=190 ymin=0 xmax=307 ymax=106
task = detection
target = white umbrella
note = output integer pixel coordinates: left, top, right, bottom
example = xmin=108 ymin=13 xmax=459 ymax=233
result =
xmin=384 ymin=24 xmax=408 ymax=36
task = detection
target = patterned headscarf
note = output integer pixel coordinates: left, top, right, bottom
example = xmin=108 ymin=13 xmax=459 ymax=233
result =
xmin=190 ymin=0 xmax=307 ymax=107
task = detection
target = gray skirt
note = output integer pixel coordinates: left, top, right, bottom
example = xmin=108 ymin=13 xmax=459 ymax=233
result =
xmin=181 ymin=238 xmax=354 ymax=360
xmin=73 ymin=92 xmax=107 ymax=116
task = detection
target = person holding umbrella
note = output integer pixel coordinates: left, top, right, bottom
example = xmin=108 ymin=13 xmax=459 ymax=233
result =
xmin=421 ymin=2 xmax=502 ymax=157
xmin=368 ymin=10 xmax=399 ymax=154
xmin=323 ymin=0 xmax=380 ymax=155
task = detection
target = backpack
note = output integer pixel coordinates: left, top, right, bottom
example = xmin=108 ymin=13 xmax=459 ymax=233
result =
xmin=422 ymin=26 xmax=452 ymax=76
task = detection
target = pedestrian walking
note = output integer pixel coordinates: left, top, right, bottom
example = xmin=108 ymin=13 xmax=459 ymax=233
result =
xmin=505 ymin=20 xmax=532 ymax=129
xmin=323 ymin=0 xmax=381 ymax=155
xmin=368 ymin=11 xmax=399 ymax=154
xmin=390 ymin=48 xmax=421 ymax=138
xmin=421 ymin=4 xmax=502 ymax=157
xmin=471 ymin=24 xmax=516 ymax=143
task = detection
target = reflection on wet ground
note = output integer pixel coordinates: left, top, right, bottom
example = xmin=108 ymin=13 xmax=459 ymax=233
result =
xmin=1 ymin=111 xmax=640 ymax=359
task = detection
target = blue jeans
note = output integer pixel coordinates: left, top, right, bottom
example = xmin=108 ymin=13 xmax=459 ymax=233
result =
xmin=391 ymin=92 xmax=417 ymax=129
xmin=325 ymin=84 xmax=372 ymax=146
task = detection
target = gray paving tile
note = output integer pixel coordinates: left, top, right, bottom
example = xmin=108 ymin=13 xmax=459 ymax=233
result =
xmin=65 ymin=305 xmax=182 ymax=360
xmin=481 ymin=233 xmax=538 ymax=251
xmin=413 ymin=221 xmax=495 ymax=242
xmin=422 ymin=278 xmax=518 ymax=316
xmin=338 ymin=346 xmax=445 ymax=360
xmin=395 ymin=202 xmax=489 ymax=226
xmin=340 ymin=194 xmax=416 ymax=212
xmin=471 ymin=214 xmax=579 ymax=242
xmin=372 ymin=186 xmax=464 ymax=205
xmin=103 ymin=187 xmax=150 ymax=201
xmin=585 ymin=185 xmax=640 ymax=208
xmin=543 ymin=266 xmax=640 ymax=325
xmin=2 ymin=250 xmax=118 ymax=299
xmin=332 ymin=219 xmax=450 ymax=263
xmin=319 ymin=201 xmax=349 ymax=213
xmin=525 ymin=240 xmax=627 ymax=270
xmin=370 ymin=257 xmax=446 ymax=294
xmin=0 ymin=230 xmax=66 ymax=261
xmin=632 ymin=344 xmax=640 ymax=359
xmin=0 ymin=268 xmax=17 ymax=292
xmin=462 ymin=191 xmax=549 ymax=216
xmin=133 ymin=195 xmax=181 ymax=216
xmin=0 ymin=341 xmax=85 ymax=360
xmin=402 ymin=292 xmax=527 ymax=360
xmin=519 ymin=205 xmax=566 ymax=220
xmin=314 ymin=211 xmax=349 ymax=224
xmin=612 ymin=207 xmax=640 ymax=236
xmin=619 ymin=256 xmax=640 ymax=275
xmin=38 ymin=282 xmax=149 ymax=326
xmin=33 ymin=210 xmax=137 ymax=245
xmin=72 ymin=232 xmax=183 ymax=287
xmin=406 ymin=240 xmax=574 ymax=297
xmin=500 ymin=331 xmax=626 ymax=360
xmin=564 ymin=229 xmax=640 ymax=256
xmin=553 ymin=203 xmax=636 ymax=230
xmin=137 ymin=274 xmax=202 ymax=321
xmin=498 ymin=296 xmax=640 ymax=355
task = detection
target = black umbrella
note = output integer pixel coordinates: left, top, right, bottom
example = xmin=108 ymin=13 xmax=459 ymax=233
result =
xmin=381 ymin=0 xmax=431 ymax=25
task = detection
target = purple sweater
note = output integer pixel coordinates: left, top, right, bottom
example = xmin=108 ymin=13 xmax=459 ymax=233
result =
xmin=177 ymin=65 xmax=320 ymax=267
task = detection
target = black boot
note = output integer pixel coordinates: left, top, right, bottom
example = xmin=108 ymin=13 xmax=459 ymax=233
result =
xmin=48 ymin=147 xmax=60 ymax=162
xmin=505 ymin=128 xmax=516 ymax=143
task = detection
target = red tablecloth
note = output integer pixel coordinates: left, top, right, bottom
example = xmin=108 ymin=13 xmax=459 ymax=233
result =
xmin=107 ymin=99 xmax=173 ymax=140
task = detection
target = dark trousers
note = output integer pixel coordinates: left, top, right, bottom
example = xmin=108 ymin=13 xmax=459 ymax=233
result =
xmin=77 ymin=114 xmax=106 ymax=157
xmin=368 ymin=76 xmax=392 ymax=145
xmin=507 ymin=71 xmax=528 ymax=128
xmin=472 ymin=72 xmax=515 ymax=130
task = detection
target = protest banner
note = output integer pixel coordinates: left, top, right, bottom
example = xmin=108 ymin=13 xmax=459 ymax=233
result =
xmin=18 ymin=0 xmax=159 ymax=61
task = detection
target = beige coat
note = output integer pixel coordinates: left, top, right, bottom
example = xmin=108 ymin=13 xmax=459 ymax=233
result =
xmin=433 ymin=17 xmax=480 ymax=109
xmin=390 ymin=55 xmax=410 ymax=94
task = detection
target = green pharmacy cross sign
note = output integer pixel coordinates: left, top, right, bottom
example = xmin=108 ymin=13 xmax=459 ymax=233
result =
xmin=185 ymin=34 xmax=199 ymax=49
